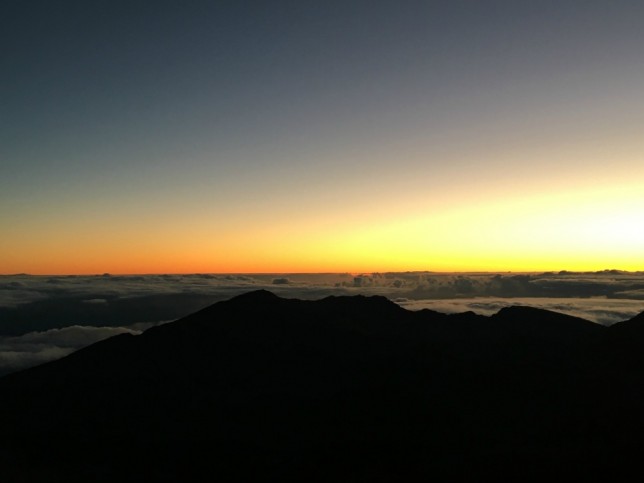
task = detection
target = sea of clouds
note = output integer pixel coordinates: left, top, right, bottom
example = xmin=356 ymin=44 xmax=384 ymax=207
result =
xmin=1 ymin=271 xmax=644 ymax=376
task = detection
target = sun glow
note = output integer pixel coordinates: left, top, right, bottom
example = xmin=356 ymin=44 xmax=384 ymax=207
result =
xmin=2 ymin=173 xmax=642 ymax=275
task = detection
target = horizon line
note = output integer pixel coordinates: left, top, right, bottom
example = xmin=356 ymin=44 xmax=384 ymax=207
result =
xmin=2 ymin=268 xmax=641 ymax=277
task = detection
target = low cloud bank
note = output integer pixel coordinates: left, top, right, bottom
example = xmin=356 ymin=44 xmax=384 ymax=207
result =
xmin=0 ymin=322 xmax=165 ymax=376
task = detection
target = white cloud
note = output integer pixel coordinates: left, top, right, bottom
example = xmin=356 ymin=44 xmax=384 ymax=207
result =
xmin=0 ymin=346 xmax=75 ymax=374
xmin=0 ymin=324 xmax=166 ymax=376
xmin=613 ymin=289 xmax=644 ymax=300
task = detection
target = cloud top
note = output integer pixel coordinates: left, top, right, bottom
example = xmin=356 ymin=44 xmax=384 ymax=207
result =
xmin=0 ymin=322 xmax=165 ymax=376
xmin=1 ymin=272 xmax=644 ymax=376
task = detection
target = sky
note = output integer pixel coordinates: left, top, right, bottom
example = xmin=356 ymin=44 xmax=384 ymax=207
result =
xmin=2 ymin=0 xmax=644 ymax=274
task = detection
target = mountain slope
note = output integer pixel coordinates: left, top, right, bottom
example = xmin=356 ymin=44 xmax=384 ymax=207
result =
xmin=0 ymin=291 xmax=642 ymax=482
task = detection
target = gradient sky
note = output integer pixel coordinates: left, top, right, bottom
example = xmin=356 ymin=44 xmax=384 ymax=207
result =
xmin=2 ymin=0 xmax=643 ymax=274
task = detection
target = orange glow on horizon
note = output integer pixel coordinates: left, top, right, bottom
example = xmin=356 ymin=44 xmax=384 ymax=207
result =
xmin=2 ymin=173 xmax=642 ymax=276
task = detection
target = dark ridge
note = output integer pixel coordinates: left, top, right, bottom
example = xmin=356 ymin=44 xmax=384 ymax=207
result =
xmin=228 ymin=288 xmax=282 ymax=303
xmin=0 ymin=292 xmax=643 ymax=482
xmin=598 ymin=307 xmax=644 ymax=365
xmin=494 ymin=304 xmax=595 ymax=325
xmin=610 ymin=309 xmax=644 ymax=330
xmin=318 ymin=293 xmax=408 ymax=316
xmin=493 ymin=305 xmax=603 ymax=337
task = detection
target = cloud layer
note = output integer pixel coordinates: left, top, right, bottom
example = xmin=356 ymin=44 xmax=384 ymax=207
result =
xmin=1 ymin=272 xmax=644 ymax=376
xmin=0 ymin=322 xmax=165 ymax=376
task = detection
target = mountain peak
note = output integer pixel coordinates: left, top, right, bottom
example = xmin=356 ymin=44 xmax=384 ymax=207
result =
xmin=229 ymin=289 xmax=282 ymax=303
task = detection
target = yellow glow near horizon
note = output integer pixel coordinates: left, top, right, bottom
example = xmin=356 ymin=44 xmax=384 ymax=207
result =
xmin=2 ymin=174 xmax=642 ymax=275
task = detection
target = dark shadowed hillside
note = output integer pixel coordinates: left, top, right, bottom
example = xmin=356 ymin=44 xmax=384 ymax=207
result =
xmin=1 ymin=290 xmax=643 ymax=482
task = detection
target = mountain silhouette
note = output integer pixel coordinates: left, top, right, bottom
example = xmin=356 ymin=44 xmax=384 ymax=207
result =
xmin=0 ymin=290 xmax=643 ymax=482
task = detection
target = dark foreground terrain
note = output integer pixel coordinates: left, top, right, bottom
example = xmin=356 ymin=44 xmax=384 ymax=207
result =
xmin=1 ymin=290 xmax=644 ymax=482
